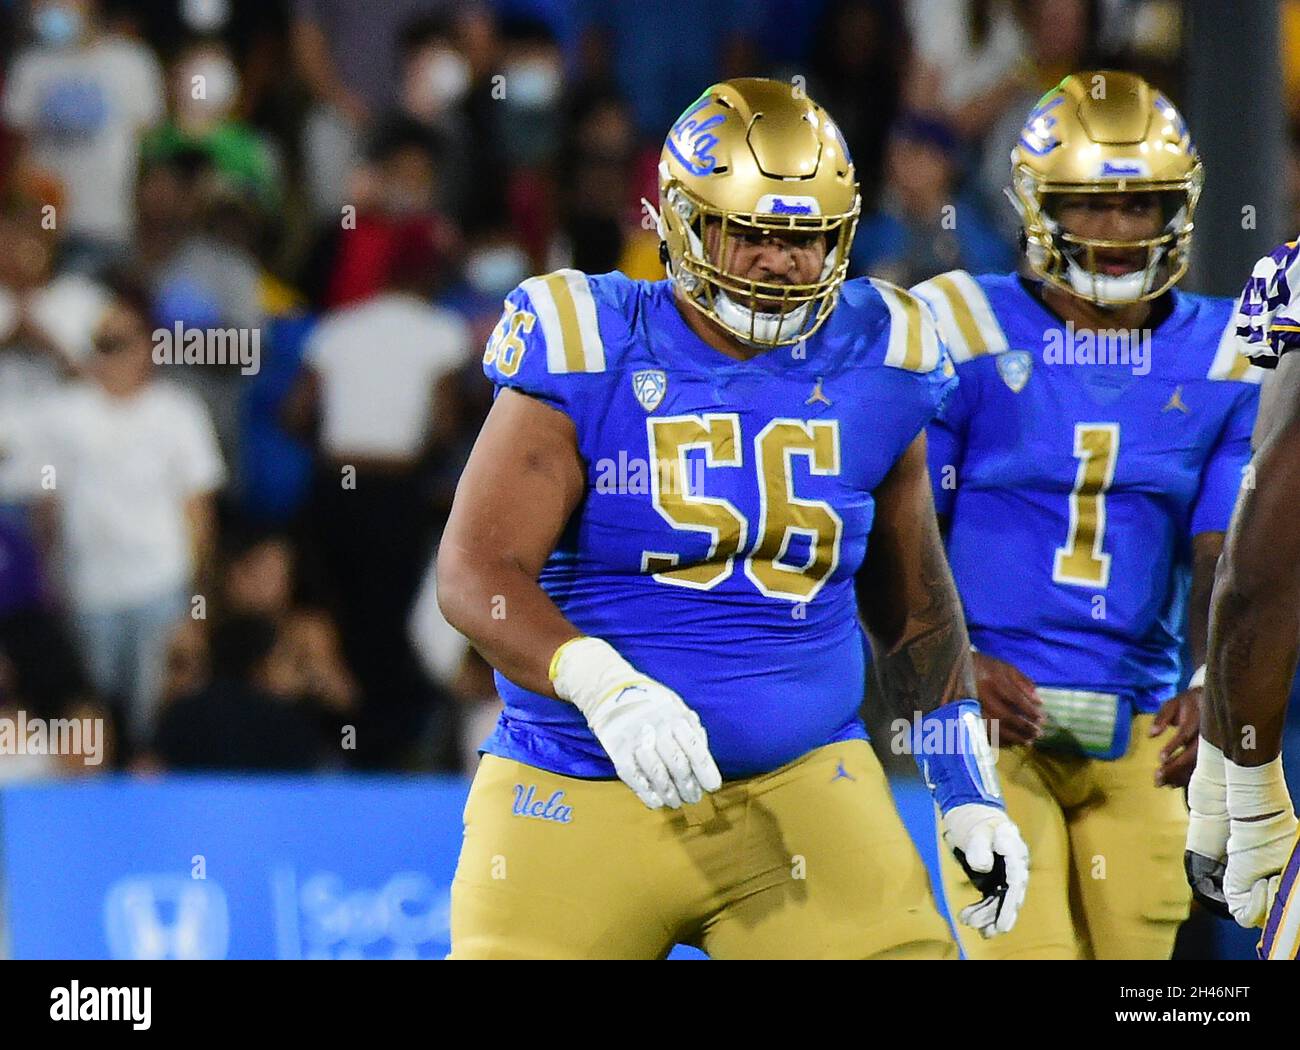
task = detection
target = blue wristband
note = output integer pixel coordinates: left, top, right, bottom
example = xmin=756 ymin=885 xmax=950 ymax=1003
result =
xmin=912 ymin=699 xmax=1004 ymax=814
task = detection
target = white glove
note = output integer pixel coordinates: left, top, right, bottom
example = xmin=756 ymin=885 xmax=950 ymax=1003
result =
xmin=1224 ymin=755 xmax=1298 ymax=928
xmin=550 ymin=636 xmax=722 ymax=810
xmin=1184 ymin=737 xmax=1231 ymax=918
xmin=942 ymin=803 xmax=1030 ymax=938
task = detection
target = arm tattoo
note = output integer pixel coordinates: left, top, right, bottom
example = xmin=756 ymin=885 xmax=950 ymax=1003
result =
xmin=872 ymin=535 xmax=976 ymax=719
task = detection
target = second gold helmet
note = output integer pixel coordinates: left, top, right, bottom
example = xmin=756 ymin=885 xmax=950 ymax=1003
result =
xmin=1009 ymin=70 xmax=1203 ymax=305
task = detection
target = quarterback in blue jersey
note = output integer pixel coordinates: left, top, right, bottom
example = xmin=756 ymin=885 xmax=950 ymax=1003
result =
xmin=1184 ymin=240 xmax=1300 ymax=959
xmin=914 ymin=72 xmax=1261 ymax=959
xmin=436 ymin=78 xmax=1028 ymax=959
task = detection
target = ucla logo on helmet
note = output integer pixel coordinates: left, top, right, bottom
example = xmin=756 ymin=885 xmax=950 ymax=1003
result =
xmin=1154 ymin=94 xmax=1189 ymax=141
xmin=1018 ymin=94 xmax=1064 ymax=156
xmin=997 ymin=350 xmax=1033 ymax=393
xmin=667 ymin=96 xmax=725 ymax=177
xmin=632 ymin=369 xmax=667 ymax=411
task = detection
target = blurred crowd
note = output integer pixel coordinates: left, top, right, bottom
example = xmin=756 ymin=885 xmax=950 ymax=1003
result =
xmin=0 ymin=0 xmax=1270 ymax=778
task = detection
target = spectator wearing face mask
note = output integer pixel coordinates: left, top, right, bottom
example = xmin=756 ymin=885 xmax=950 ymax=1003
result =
xmin=2 ymin=0 xmax=166 ymax=274
xmin=443 ymin=227 xmax=531 ymax=322
xmin=374 ymin=13 xmax=507 ymax=246
xmin=499 ymin=17 xmax=564 ymax=170
xmin=106 ymin=0 xmax=290 ymax=134
xmin=493 ymin=18 xmax=568 ymax=274
xmin=427 ymin=225 xmax=530 ymax=519
xmin=292 ymin=0 xmax=454 ymax=218
xmin=2 ymin=278 xmax=225 ymax=754
xmin=144 ymin=167 xmax=268 ymax=498
xmin=142 ymin=38 xmax=283 ymax=212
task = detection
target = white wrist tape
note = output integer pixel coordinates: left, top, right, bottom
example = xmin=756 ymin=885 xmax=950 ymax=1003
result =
xmin=549 ymin=636 xmax=643 ymax=718
xmin=1186 ymin=738 xmax=1228 ymax=856
xmin=1193 ymin=737 xmax=1226 ymax=777
xmin=1226 ymin=754 xmax=1294 ymax=819
xmin=1224 ymin=753 xmax=1298 ymax=928
xmin=1188 ymin=664 xmax=1207 ymax=690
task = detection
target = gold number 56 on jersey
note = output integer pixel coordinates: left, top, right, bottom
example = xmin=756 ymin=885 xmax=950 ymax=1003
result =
xmin=483 ymin=304 xmax=536 ymax=377
xmin=640 ymin=413 xmax=843 ymax=602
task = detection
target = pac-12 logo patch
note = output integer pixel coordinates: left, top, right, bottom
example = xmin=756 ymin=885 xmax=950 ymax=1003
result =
xmin=632 ymin=369 xmax=667 ymax=411
xmin=997 ymin=350 xmax=1033 ymax=392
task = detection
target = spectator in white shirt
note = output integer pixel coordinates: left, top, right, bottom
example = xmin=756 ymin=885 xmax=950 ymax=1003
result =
xmin=903 ymin=0 xmax=1030 ymax=140
xmin=3 ymin=0 xmax=166 ymax=273
xmin=7 ymin=280 xmax=224 ymax=750
xmin=283 ymin=214 xmax=469 ymax=467
xmin=283 ymin=216 xmax=468 ymax=766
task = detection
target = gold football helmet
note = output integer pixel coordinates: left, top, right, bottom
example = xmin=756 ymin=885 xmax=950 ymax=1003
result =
xmin=1009 ymin=70 xmax=1203 ymax=305
xmin=655 ymin=78 xmax=860 ymax=347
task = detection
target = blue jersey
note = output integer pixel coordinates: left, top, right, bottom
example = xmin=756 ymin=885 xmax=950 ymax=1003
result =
xmin=479 ymin=269 xmax=955 ymax=778
xmin=914 ymin=270 xmax=1261 ymax=711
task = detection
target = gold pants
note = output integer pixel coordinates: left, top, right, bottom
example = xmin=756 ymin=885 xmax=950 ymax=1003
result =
xmin=450 ymin=739 xmax=957 ymax=959
xmin=940 ymin=713 xmax=1191 ymax=959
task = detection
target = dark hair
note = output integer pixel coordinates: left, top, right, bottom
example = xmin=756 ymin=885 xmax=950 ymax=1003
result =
xmin=99 ymin=269 xmax=157 ymax=329
xmin=500 ymin=16 xmax=557 ymax=48
xmin=398 ymin=13 xmax=456 ymax=60
xmin=211 ymin=615 xmax=279 ymax=682
xmin=890 ymin=112 xmax=963 ymax=163
xmin=221 ymin=522 xmax=291 ymax=563
xmin=366 ymin=117 xmax=444 ymax=167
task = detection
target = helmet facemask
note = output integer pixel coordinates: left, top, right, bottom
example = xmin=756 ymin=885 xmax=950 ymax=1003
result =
xmin=661 ymin=180 xmax=860 ymax=347
xmin=1010 ymin=163 xmax=1202 ymax=307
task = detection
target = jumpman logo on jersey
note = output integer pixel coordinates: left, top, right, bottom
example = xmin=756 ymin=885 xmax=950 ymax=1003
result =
xmin=806 ymin=377 xmax=832 ymax=406
xmin=1162 ymin=385 xmax=1191 ymax=414
xmin=830 ymin=760 xmax=856 ymax=783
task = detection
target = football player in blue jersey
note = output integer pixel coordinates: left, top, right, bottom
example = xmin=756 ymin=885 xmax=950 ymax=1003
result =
xmin=435 ymin=78 xmax=1029 ymax=959
xmin=913 ymin=71 xmax=1262 ymax=959
xmin=1183 ymin=240 xmax=1300 ymax=959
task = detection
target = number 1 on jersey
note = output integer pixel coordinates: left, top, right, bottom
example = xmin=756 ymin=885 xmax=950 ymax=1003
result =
xmin=1053 ymin=423 xmax=1119 ymax=589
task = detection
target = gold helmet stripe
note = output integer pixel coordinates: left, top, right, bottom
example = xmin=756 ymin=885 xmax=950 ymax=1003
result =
xmin=1208 ymin=313 xmax=1264 ymax=384
xmin=522 ymin=269 xmax=607 ymax=375
xmin=871 ymin=279 xmax=941 ymax=373
xmin=912 ymin=270 xmax=1008 ymax=364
